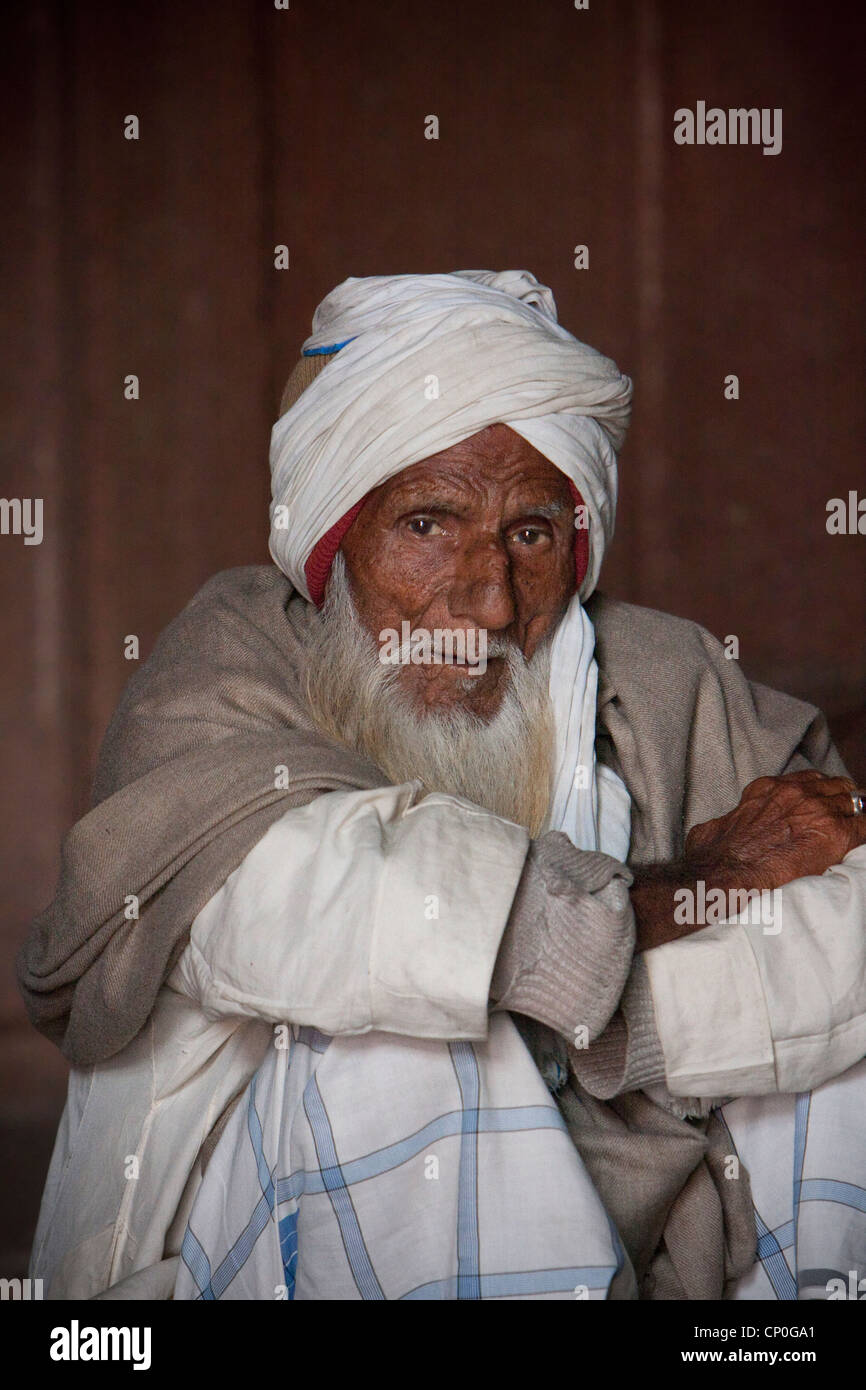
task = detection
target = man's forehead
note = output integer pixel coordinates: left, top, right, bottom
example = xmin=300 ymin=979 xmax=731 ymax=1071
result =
xmin=373 ymin=432 xmax=571 ymax=508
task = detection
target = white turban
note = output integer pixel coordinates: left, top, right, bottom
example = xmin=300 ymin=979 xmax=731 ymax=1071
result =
xmin=268 ymin=269 xmax=632 ymax=603
xmin=268 ymin=270 xmax=633 ymax=860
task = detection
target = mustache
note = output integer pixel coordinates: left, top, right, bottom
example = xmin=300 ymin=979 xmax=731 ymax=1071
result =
xmin=383 ymin=628 xmax=521 ymax=673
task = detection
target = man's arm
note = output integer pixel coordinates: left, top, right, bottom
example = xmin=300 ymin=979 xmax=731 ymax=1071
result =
xmin=169 ymin=781 xmax=636 ymax=1046
xmin=630 ymin=770 xmax=866 ymax=953
xmin=574 ymin=770 xmax=866 ymax=1101
xmin=641 ymin=842 xmax=866 ymax=1096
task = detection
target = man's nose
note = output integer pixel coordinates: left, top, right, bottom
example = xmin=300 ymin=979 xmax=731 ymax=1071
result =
xmin=446 ymin=537 xmax=517 ymax=632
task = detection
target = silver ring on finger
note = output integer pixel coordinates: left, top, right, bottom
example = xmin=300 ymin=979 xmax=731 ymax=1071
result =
xmin=852 ymin=790 xmax=866 ymax=816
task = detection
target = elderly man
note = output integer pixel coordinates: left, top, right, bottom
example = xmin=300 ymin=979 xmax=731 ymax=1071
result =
xmin=20 ymin=270 xmax=866 ymax=1301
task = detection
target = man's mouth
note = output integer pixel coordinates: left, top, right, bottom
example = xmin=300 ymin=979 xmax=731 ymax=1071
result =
xmin=453 ymin=654 xmax=502 ymax=667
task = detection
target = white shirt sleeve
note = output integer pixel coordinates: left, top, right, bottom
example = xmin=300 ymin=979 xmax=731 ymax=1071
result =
xmin=644 ymin=844 xmax=866 ymax=1096
xmin=168 ymin=781 xmax=530 ymax=1040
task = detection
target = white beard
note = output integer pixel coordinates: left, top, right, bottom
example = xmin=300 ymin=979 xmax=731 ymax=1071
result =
xmin=303 ymin=552 xmax=555 ymax=836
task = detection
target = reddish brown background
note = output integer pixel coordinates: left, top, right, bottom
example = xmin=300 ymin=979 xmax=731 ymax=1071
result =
xmin=2 ymin=0 xmax=864 ymax=1275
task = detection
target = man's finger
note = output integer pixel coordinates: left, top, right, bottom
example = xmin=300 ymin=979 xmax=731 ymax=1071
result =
xmin=781 ymin=770 xmax=855 ymax=794
xmin=803 ymin=775 xmax=859 ymax=801
xmin=741 ymin=770 xmax=854 ymax=805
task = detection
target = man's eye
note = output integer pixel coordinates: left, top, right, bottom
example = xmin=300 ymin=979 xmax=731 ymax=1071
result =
xmin=407 ymin=516 xmax=444 ymax=536
xmin=511 ymin=526 xmax=546 ymax=546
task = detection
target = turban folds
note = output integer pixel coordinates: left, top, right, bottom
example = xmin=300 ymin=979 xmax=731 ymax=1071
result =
xmin=268 ymin=270 xmax=633 ymax=604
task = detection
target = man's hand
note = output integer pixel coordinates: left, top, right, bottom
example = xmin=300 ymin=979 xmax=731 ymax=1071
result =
xmin=684 ymin=770 xmax=866 ymax=890
xmin=632 ymin=770 xmax=866 ymax=952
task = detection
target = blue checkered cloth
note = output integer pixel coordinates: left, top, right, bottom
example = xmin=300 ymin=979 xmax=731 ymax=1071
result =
xmin=175 ymin=1015 xmax=627 ymax=1300
xmin=175 ymin=1019 xmax=866 ymax=1301
xmin=716 ymin=1057 xmax=866 ymax=1300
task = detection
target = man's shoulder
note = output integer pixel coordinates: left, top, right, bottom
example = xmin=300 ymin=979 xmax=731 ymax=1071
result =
xmin=587 ymin=592 xmax=835 ymax=767
xmin=186 ymin=563 xmax=292 ymax=612
xmin=587 ymin=592 xmax=726 ymax=677
xmin=116 ymin=564 xmax=297 ymax=715
xmin=161 ymin=564 xmax=297 ymax=649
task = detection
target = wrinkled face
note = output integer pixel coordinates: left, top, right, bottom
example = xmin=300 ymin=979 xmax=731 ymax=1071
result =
xmin=339 ymin=423 xmax=577 ymax=719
